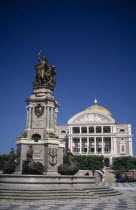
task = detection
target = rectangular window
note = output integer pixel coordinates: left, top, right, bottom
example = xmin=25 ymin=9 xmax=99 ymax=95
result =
xmin=90 ymin=148 xmax=94 ymax=152
xmin=97 ymin=148 xmax=101 ymax=152
xmin=81 ymin=127 xmax=87 ymax=133
xmin=89 ymin=138 xmax=94 ymax=142
xmin=73 ymin=138 xmax=80 ymax=143
xmin=105 ymin=147 xmax=109 ymax=152
xmin=103 ymin=126 xmax=111 ymax=133
xmin=97 ymin=138 xmax=101 ymax=142
xmin=82 ymin=138 xmax=87 ymax=143
xmin=84 ymin=148 xmax=87 ymax=152
xmin=89 ymin=127 xmax=94 ymax=133
xmin=73 ymin=147 xmax=80 ymax=153
xmin=73 ymin=127 xmax=80 ymax=133
xmin=82 ymin=147 xmax=87 ymax=152
xmin=96 ymin=126 xmax=102 ymax=133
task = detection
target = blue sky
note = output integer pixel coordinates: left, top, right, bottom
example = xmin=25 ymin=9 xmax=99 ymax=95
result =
xmin=0 ymin=0 xmax=136 ymax=155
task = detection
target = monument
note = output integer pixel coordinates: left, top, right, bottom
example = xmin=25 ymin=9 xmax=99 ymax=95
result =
xmin=0 ymin=51 xmax=121 ymax=200
xmin=15 ymin=49 xmax=64 ymax=175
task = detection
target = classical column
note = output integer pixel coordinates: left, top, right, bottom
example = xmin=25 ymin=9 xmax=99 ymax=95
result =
xmin=87 ymin=137 xmax=89 ymax=154
xmin=102 ymin=137 xmax=104 ymax=155
xmin=69 ymin=126 xmax=71 ymax=135
xmin=94 ymin=137 xmax=96 ymax=154
xmin=46 ymin=106 xmax=49 ymax=128
xmin=47 ymin=106 xmax=50 ymax=128
xmin=113 ymin=137 xmax=117 ymax=155
xmin=54 ymin=108 xmax=58 ymax=131
xmin=110 ymin=137 xmax=113 ymax=154
xmin=80 ymin=137 xmax=82 ymax=154
xmin=112 ymin=137 xmax=114 ymax=151
xmin=80 ymin=126 xmax=81 ymax=134
xmin=49 ymin=107 xmax=51 ymax=129
xmin=129 ymin=137 xmax=133 ymax=156
xmin=70 ymin=138 xmax=73 ymax=152
xmin=68 ymin=137 xmax=71 ymax=149
xmin=26 ymin=106 xmax=29 ymax=129
xmin=28 ymin=106 xmax=32 ymax=129
xmin=50 ymin=107 xmax=53 ymax=129
xmin=94 ymin=126 xmax=96 ymax=133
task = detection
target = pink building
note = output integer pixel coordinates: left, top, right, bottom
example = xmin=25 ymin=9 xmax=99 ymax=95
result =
xmin=57 ymin=100 xmax=133 ymax=167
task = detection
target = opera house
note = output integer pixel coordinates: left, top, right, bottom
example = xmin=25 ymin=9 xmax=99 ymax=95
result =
xmin=57 ymin=99 xmax=133 ymax=167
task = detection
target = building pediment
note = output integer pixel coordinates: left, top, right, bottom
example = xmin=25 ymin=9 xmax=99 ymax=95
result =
xmin=68 ymin=111 xmax=115 ymax=124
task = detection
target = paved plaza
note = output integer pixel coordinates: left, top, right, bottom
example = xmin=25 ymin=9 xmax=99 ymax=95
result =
xmin=0 ymin=182 xmax=136 ymax=210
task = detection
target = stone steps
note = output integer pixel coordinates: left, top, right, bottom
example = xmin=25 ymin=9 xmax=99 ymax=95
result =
xmin=104 ymin=171 xmax=116 ymax=182
xmin=0 ymin=174 xmax=121 ymax=200
xmin=0 ymin=187 xmax=110 ymax=193
xmin=0 ymin=188 xmax=121 ymax=200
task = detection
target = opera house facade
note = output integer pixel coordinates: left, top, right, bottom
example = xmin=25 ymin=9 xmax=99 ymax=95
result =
xmin=57 ymin=100 xmax=133 ymax=166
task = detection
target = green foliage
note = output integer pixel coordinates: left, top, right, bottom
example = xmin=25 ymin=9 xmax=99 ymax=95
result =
xmin=63 ymin=154 xmax=104 ymax=171
xmin=0 ymin=154 xmax=10 ymax=170
xmin=112 ymin=156 xmax=136 ymax=171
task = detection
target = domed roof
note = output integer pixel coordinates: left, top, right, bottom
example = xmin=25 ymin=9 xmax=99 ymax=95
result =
xmin=85 ymin=99 xmax=112 ymax=116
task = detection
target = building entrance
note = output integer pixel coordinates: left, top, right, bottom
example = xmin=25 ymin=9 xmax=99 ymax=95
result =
xmin=104 ymin=158 xmax=110 ymax=167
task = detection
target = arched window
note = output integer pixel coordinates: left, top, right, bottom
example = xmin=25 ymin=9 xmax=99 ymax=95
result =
xmin=119 ymin=129 xmax=125 ymax=132
xmin=60 ymin=130 xmax=66 ymax=133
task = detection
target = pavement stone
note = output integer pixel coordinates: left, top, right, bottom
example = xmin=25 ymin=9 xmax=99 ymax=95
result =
xmin=0 ymin=183 xmax=136 ymax=209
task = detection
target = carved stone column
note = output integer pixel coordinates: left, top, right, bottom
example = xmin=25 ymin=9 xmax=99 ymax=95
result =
xmin=54 ymin=108 xmax=57 ymax=131
xmin=26 ymin=106 xmax=29 ymax=129
xmin=50 ymin=107 xmax=53 ymax=129
xmin=28 ymin=106 xmax=32 ymax=129
xmin=46 ymin=106 xmax=50 ymax=129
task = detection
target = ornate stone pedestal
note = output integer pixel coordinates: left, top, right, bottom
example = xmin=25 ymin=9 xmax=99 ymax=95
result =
xmin=15 ymin=51 xmax=64 ymax=175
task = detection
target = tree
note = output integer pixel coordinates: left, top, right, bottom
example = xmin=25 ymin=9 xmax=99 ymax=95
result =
xmin=112 ymin=156 xmax=136 ymax=171
xmin=63 ymin=154 xmax=104 ymax=171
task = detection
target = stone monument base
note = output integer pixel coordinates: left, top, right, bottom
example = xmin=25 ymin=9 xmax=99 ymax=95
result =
xmin=0 ymin=174 xmax=95 ymax=190
xmin=0 ymin=174 xmax=121 ymax=200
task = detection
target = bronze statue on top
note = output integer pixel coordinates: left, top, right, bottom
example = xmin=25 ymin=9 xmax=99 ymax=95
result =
xmin=33 ymin=49 xmax=56 ymax=89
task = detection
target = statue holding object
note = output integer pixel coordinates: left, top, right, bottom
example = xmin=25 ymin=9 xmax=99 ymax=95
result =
xmin=33 ymin=49 xmax=56 ymax=89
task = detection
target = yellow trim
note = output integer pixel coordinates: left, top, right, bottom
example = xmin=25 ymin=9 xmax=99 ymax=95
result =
xmin=85 ymin=104 xmax=112 ymax=116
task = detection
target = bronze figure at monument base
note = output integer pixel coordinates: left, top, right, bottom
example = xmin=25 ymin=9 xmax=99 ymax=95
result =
xmin=22 ymin=145 xmax=44 ymax=175
xmin=3 ymin=148 xmax=16 ymax=174
xmin=58 ymin=149 xmax=79 ymax=175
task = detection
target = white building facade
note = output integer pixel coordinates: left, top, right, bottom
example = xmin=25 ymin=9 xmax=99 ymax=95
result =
xmin=57 ymin=100 xmax=133 ymax=166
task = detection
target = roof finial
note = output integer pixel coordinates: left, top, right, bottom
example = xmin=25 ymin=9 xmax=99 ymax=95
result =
xmin=94 ymin=98 xmax=97 ymax=104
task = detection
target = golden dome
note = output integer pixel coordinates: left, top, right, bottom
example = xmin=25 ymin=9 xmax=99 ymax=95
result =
xmin=85 ymin=99 xmax=112 ymax=116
